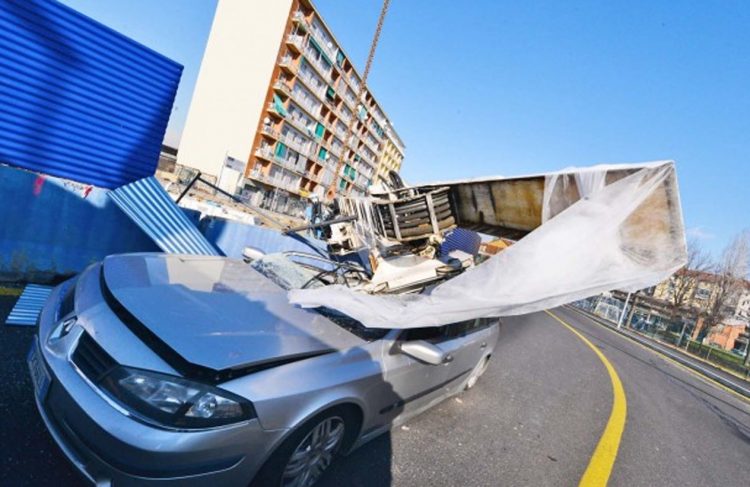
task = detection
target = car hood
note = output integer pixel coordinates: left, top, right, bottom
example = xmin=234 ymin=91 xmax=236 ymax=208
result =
xmin=101 ymin=254 xmax=362 ymax=375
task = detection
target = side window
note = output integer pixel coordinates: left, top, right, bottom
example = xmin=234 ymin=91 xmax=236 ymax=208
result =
xmin=402 ymin=326 xmax=444 ymax=343
xmin=402 ymin=319 xmax=489 ymax=343
xmin=444 ymin=319 xmax=484 ymax=339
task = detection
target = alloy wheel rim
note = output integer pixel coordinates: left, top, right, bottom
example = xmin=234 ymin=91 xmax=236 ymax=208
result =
xmin=281 ymin=416 xmax=345 ymax=487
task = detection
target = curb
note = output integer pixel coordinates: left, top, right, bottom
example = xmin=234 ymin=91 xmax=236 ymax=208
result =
xmin=564 ymin=305 xmax=750 ymax=400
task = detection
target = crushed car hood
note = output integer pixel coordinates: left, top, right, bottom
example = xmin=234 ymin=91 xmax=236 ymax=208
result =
xmin=101 ymin=254 xmax=362 ymax=374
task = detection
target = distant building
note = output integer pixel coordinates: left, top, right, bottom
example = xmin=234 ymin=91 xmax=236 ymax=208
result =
xmin=651 ymin=270 xmax=750 ymax=348
xmin=178 ymin=0 xmax=405 ymax=216
xmin=374 ymin=126 xmax=405 ymax=185
xmin=705 ymin=319 xmax=748 ymax=351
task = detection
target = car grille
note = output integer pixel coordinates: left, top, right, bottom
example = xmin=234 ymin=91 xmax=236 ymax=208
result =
xmin=72 ymin=332 xmax=117 ymax=383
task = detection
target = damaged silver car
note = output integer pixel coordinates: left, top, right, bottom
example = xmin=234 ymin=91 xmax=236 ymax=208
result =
xmin=29 ymin=251 xmax=498 ymax=486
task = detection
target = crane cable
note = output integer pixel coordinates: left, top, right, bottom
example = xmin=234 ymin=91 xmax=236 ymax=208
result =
xmin=326 ymin=0 xmax=391 ymax=200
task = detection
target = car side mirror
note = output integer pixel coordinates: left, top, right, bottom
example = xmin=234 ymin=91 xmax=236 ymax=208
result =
xmin=399 ymin=340 xmax=452 ymax=366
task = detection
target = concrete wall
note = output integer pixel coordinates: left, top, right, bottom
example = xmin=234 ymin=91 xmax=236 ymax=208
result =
xmin=177 ymin=0 xmax=293 ymax=176
xmin=0 ymin=166 xmax=158 ymax=283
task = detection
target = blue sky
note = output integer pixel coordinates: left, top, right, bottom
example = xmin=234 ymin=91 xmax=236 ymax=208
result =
xmin=61 ymin=0 xmax=748 ymax=256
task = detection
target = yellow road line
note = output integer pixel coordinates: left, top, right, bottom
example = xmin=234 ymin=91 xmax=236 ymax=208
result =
xmin=566 ymin=306 xmax=750 ymax=405
xmin=0 ymin=287 xmax=23 ymax=296
xmin=545 ymin=310 xmax=627 ymax=487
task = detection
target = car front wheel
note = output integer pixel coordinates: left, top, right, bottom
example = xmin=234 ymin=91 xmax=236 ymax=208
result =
xmin=251 ymin=408 xmax=351 ymax=487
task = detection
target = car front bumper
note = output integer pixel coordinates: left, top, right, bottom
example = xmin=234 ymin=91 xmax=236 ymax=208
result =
xmin=30 ymin=278 xmax=287 ymax=486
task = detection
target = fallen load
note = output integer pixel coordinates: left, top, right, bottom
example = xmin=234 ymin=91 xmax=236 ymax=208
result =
xmin=289 ymin=161 xmax=687 ymax=328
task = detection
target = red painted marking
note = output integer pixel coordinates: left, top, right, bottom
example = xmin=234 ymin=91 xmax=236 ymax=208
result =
xmin=33 ymin=176 xmax=45 ymax=196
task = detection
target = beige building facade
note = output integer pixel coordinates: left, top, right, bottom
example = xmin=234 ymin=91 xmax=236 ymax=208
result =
xmin=374 ymin=125 xmax=405 ymax=185
xmin=178 ymin=0 xmax=405 ymax=216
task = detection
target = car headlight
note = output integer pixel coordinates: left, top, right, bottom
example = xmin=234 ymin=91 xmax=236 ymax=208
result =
xmin=99 ymin=367 xmax=255 ymax=429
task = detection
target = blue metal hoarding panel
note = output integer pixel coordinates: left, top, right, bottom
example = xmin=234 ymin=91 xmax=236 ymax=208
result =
xmin=0 ymin=164 xmax=159 ymax=283
xmin=110 ymin=177 xmax=221 ymax=256
xmin=0 ymin=0 xmax=182 ymax=188
xmin=6 ymin=284 xmax=52 ymax=326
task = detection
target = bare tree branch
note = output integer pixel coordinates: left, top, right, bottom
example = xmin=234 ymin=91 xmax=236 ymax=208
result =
xmin=702 ymin=231 xmax=750 ymax=331
xmin=667 ymin=238 xmax=712 ymax=318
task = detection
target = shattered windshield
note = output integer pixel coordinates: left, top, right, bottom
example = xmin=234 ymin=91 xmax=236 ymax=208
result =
xmin=251 ymin=253 xmax=388 ymax=341
xmin=250 ymin=253 xmax=324 ymax=291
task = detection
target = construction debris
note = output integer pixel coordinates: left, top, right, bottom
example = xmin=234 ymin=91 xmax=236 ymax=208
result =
xmin=289 ymin=161 xmax=687 ymax=328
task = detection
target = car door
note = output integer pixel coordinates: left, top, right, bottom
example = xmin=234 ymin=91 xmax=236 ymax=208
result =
xmin=376 ymin=327 xmax=454 ymax=424
xmin=434 ymin=318 xmax=495 ymax=394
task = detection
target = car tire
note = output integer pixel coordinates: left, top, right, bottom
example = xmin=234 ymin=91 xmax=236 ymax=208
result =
xmin=250 ymin=406 xmax=355 ymax=487
xmin=464 ymin=355 xmax=491 ymax=390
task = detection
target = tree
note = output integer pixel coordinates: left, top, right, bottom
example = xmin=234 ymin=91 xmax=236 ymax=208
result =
xmin=667 ymin=238 xmax=712 ymax=318
xmin=665 ymin=238 xmax=712 ymax=343
xmin=701 ymin=231 xmax=750 ymax=337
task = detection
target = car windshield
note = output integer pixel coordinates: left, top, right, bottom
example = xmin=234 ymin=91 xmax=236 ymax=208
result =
xmin=250 ymin=253 xmax=388 ymax=341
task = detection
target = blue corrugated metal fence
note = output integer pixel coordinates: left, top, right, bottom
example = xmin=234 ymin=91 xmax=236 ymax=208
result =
xmin=0 ymin=0 xmax=182 ymax=188
xmin=110 ymin=177 xmax=221 ymax=256
xmin=5 ymin=284 xmax=52 ymax=326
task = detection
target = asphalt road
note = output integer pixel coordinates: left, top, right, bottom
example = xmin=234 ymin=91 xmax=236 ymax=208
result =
xmin=1 ymin=293 xmax=749 ymax=486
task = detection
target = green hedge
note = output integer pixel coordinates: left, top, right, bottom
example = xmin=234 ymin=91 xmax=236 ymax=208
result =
xmin=685 ymin=340 xmax=748 ymax=373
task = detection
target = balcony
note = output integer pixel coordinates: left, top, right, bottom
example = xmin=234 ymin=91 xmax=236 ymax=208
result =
xmin=274 ymin=156 xmax=307 ymax=177
xmin=341 ymin=94 xmax=357 ymax=112
xmin=290 ymin=90 xmax=321 ymax=119
xmin=248 ymin=169 xmax=301 ymax=195
xmin=272 ymin=80 xmax=292 ymax=98
xmin=285 ymin=114 xmax=314 ymax=139
xmin=279 ymin=132 xmax=313 ymax=159
xmin=356 ymin=150 xmax=377 ymax=169
xmin=267 ymin=101 xmax=287 ymax=118
xmin=309 ymin=27 xmax=338 ymax=61
xmin=348 ymin=74 xmax=361 ymax=92
xmin=261 ymin=125 xmax=280 ymax=139
xmin=278 ymin=55 xmax=297 ymax=75
xmin=303 ymin=49 xmax=332 ymax=82
xmin=339 ymin=110 xmax=352 ymax=124
xmin=369 ymin=120 xmax=385 ymax=141
xmin=285 ymin=34 xmax=303 ymax=54
xmin=364 ymin=136 xmax=380 ymax=155
xmin=334 ymin=123 xmax=347 ymax=139
xmin=254 ymin=146 xmax=274 ymax=161
xmin=292 ymin=11 xmax=310 ymax=31
xmin=295 ymin=71 xmax=327 ymax=102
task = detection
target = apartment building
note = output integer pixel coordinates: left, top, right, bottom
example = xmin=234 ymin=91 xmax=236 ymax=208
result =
xmin=178 ymin=0 xmax=405 ymax=216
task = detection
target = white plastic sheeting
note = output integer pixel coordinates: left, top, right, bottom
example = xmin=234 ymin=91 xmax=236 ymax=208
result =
xmin=289 ymin=161 xmax=687 ymax=328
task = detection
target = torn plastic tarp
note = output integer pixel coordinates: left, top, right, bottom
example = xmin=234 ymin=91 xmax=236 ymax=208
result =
xmin=289 ymin=161 xmax=687 ymax=328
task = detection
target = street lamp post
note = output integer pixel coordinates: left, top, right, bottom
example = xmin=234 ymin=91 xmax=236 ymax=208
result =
xmin=617 ymin=292 xmax=632 ymax=330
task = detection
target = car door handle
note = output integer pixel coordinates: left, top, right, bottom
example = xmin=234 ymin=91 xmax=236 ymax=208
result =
xmin=480 ymin=342 xmax=487 ymax=349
